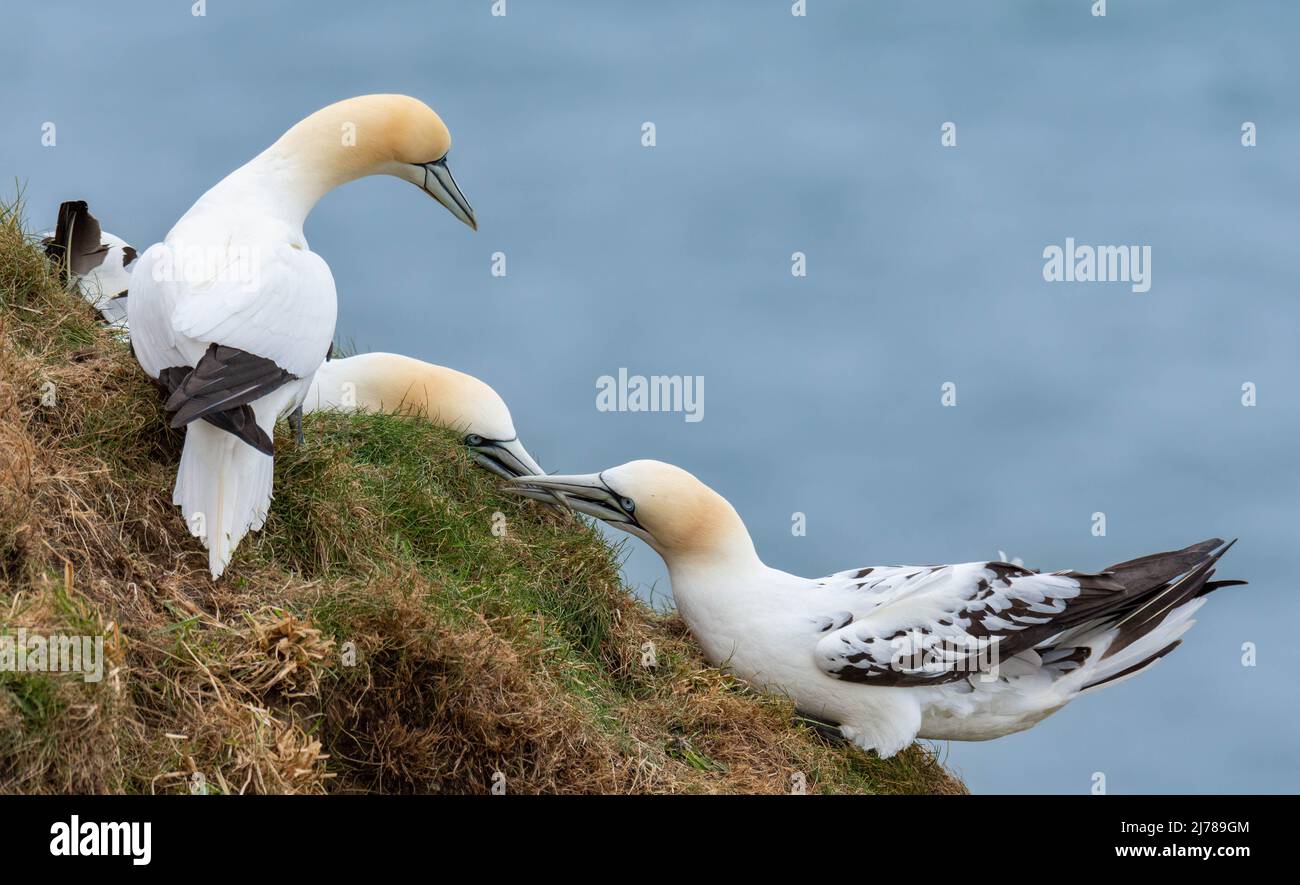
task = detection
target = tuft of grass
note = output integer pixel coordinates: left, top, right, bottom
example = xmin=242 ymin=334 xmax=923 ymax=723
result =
xmin=0 ymin=199 xmax=965 ymax=794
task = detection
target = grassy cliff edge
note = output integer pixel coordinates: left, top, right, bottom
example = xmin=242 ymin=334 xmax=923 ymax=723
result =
xmin=0 ymin=202 xmax=964 ymax=794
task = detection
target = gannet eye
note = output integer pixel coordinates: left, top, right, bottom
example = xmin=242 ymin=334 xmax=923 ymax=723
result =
xmin=620 ymin=497 xmax=635 ymax=513
xmin=465 ymin=433 xmax=484 ymax=447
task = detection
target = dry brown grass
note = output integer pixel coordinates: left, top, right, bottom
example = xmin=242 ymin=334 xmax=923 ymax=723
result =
xmin=0 ymin=201 xmax=965 ymax=795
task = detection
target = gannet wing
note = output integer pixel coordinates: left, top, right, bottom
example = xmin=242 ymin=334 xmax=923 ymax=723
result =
xmin=43 ymin=200 xmax=108 ymax=277
xmin=154 ymin=364 xmax=273 ymax=454
xmin=128 ymin=237 xmax=335 ymax=455
xmin=157 ymin=343 xmax=293 ymax=454
xmin=130 ymin=239 xmax=335 ymax=378
xmin=812 ymin=539 xmax=1234 ymax=687
xmin=167 ymin=242 xmax=337 ymax=379
xmin=127 ymin=243 xmax=189 ymax=377
xmin=164 ymin=343 xmax=296 ymax=424
xmin=42 ymin=201 xmax=138 ymax=322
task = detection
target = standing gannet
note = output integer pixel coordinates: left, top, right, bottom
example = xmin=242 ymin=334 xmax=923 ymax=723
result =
xmin=301 ymin=352 xmax=548 ymax=479
xmin=510 ymin=461 xmax=1244 ymax=757
xmin=128 ymin=95 xmax=476 ymax=578
xmin=42 ymin=200 xmax=137 ymax=331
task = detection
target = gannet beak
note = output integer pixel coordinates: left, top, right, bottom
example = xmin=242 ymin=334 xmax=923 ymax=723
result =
xmin=469 ymin=437 xmax=569 ymax=511
xmin=469 ymin=436 xmax=544 ymax=480
xmin=421 ymin=157 xmax=477 ymax=230
xmin=506 ymin=472 xmax=637 ymax=527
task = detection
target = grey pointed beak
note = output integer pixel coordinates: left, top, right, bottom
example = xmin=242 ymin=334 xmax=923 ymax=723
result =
xmin=422 ymin=157 xmax=477 ymax=230
xmin=506 ymin=472 xmax=633 ymax=525
xmin=470 ymin=437 xmax=545 ymax=480
xmin=469 ymin=437 xmax=568 ymax=511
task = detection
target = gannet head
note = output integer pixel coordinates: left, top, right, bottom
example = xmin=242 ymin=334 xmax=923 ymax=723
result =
xmin=507 ymin=459 xmax=757 ymax=562
xmin=437 ymin=370 xmax=547 ymax=481
xmin=272 ymin=94 xmax=476 ymax=229
xmin=310 ymin=353 xmax=543 ymax=479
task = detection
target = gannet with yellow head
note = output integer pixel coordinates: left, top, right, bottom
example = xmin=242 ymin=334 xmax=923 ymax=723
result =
xmin=302 ymin=352 xmax=547 ymax=480
xmin=511 ymin=461 xmax=1243 ymax=758
xmin=129 ymin=94 xmax=477 ymax=578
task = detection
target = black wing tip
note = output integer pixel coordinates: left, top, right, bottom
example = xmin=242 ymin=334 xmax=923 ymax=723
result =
xmin=1102 ymin=536 xmax=1238 ymax=585
xmin=167 ymin=403 xmax=275 ymax=456
xmin=45 ymin=200 xmax=106 ymax=278
xmin=44 ymin=201 xmax=87 ymax=260
xmin=1097 ymin=538 xmax=1244 ymax=662
xmin=1197 ymin=538 xmax=1238 ymax=570
xmin=158 ymin=348 xmax=287 ymax=456
xmin=163 ymin=343 xmax=296 ymax=429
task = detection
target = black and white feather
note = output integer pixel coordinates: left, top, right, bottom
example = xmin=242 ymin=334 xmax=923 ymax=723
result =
xmin=812 ymin=539 xmax=1241 ymax=691
xmin=42 ymin=200 xmax=136 ymax=334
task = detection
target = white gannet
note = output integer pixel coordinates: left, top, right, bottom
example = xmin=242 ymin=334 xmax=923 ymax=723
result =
xmin=510 ymin=461 xmax=1244 ymax=757
xmin=301 ymin=351 xmax=548 ymax=479
xmin=42 ymin=200 xmax=137 ymax=332
xmin=128 ymin=94 xmax=477 ymax=578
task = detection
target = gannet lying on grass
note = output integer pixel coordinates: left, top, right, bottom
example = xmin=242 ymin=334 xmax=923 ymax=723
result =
xmin=42 ymin=200 xmax=137 ymax=332
xmin=302 ymin=352 xmax=547 ymax=480
xmin=128 ymin=94 xmax=477 ymax=578
xmin=511 ymin=461 xmax=1244 ymax=757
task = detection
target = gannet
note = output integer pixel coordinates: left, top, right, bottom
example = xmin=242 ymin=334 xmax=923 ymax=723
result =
xmin=128 ymin=95 xmax=477 ymax=578
xmin=42 ymin=200 xmax=137 ymax=332
xmin=510 ymin=461 xmax=1244 ymax=757
xmin=301 ymin=352 xmax=547 ymax=479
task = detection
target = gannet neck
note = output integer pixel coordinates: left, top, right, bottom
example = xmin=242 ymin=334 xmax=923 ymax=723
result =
xmin=196 ymin=95 xmax=454 ymax=230
xmin=657 ymin=494 xmax=762 ymax=573
xmin=222 ymin=150 xmax=334 ymax=229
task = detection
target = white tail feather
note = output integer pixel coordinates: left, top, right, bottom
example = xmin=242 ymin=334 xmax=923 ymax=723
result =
xmin=172 ymin=420 xmax=275 ymax=578
xmin=1065 ymin=597 xmax=1207 ymax=696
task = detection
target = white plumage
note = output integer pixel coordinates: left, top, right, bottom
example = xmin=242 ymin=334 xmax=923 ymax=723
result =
xmin=127 ymin=94 xmax=477 ymax=577
xmin=511 ymin=460 xmax=1243 ymax=757
xmin=129 ymin=197 xmax=337 ymax=577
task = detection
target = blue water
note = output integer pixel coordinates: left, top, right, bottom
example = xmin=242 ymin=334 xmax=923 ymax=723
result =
xmin=4 ymin=0 xmax=1297 ymax=793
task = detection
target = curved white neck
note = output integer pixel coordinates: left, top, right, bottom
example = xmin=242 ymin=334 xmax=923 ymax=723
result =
xmin=192 ymin=146 xmax=343 ymax=232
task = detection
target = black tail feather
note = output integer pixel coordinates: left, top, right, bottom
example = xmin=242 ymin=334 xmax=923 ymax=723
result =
xmin=1099 ymin=540 xmax=1239 ymax=662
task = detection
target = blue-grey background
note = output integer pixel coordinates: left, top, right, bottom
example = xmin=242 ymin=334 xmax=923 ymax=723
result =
xmin=3 ymin=0 xmax=1296 ymax=793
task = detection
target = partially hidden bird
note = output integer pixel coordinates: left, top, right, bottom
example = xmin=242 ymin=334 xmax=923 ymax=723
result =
xmin=42 ymin=200 xmax=137 ymax=333
xmin=510 ymin=460 xmax=1244 ymax=757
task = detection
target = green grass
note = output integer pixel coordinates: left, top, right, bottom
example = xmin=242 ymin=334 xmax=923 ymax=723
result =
xmin=0 ymin=197 xmax=965 ymax=794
